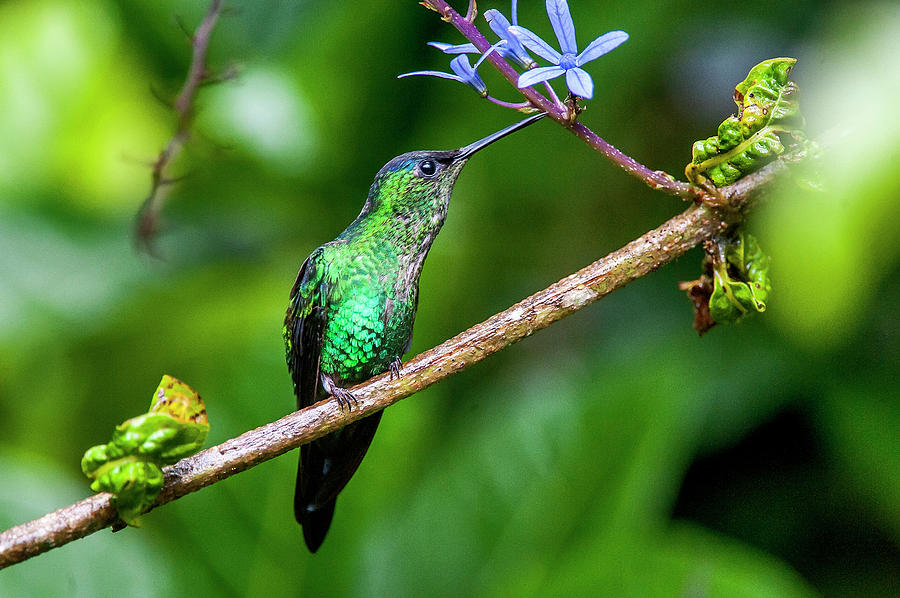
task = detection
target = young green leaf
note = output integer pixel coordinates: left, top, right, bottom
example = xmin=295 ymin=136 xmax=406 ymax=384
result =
xmin=709 ymin=233 xmax=772 ymax=323
xmin=81 ymin=376 xmax=208 ymax=526
xmin=88 ymin=461 xmax=166 ymax=526
xmin=686 ymin=58 xmax=805 ymax=187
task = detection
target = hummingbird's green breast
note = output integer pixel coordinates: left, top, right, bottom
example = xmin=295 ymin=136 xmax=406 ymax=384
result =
xmin=316 ymin=237 xmax=417 ymax=385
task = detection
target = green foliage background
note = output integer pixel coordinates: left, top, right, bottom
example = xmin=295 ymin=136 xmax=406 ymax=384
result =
xmin=1 ymin=1 xmax=897 ymax=596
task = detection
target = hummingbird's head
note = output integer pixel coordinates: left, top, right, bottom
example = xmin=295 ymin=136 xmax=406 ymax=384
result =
xmin=361 ymin=112 xmax=546 ymax=221
xmin=361 ymin=150 xmax=465 ymax=220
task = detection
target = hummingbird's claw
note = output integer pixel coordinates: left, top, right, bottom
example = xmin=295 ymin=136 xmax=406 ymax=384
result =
xmin=389 ymin=357 xmax=403 ymax=380
xmin=333 ymin=387 xmax=358 ymax=412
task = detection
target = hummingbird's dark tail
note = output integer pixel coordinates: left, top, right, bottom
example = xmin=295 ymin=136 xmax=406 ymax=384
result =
xmin=297 ymin=498 xmax=335 ymax=553
xmin=294 ymin=411 xmax=384 ymax=552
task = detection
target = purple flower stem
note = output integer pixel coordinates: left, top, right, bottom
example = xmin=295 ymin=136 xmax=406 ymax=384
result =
xmin=423 ymin=0 xmax=699 ymax=201
xmin=543 ymin=81 xmax=566 ymax=111
xmin=487 ymin=96 xmax=533 ymax=110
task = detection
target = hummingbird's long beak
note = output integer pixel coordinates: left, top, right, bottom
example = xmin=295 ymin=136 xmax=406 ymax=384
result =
xmin=455 ymin=112 xmax=546 ymax=160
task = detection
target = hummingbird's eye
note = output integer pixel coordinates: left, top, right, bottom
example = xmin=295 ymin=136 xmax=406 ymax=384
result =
xmin=417 ymin=159 xmax=438 ymax=178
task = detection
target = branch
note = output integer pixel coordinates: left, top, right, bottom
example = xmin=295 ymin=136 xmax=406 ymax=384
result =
xmin=0 ymin=146 xmax=809 ymax=568
xmin=135 ymin=0 xmax=227 ymax=252
xmin=422 ymin=0 xmax=700 ymax=201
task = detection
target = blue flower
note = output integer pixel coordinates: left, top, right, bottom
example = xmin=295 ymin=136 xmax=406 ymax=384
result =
xmin=509 ymin=0 xmax=628 ymax=99
xmin=398 ymin=54 xmax=488 ymax=97
xmin=425 ymin=3 xmax=535 ymax=70
xmin=483 ymin=6 xmax=536 ymax=69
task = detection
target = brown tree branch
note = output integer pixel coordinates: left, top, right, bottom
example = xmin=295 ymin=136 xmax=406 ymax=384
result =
xmin=135 ymin=0 xmax=227 ymax=252
xmin=0 ymin=146 xmax=807 ymax=569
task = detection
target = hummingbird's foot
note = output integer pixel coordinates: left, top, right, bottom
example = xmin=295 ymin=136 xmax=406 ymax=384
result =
xmin=322 ymin=375 xmax=358 ymax=412
xmin=389 ymin=357 xmax=403 ymax=380
xmin=332 ymin=387 xmax=358 ymax=412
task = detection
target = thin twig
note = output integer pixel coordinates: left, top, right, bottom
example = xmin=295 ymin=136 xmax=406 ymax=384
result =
xmin=135 ymin=0 xmax=225 ymax=252
xmin=0 ymin=147 xmax=808 ymax=569
xmin=422 ymin=0 xmax=700 ymax=201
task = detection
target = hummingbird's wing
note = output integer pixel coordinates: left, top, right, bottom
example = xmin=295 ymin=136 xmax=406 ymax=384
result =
xmin=284 ymin=248 xmax=329 ymax=409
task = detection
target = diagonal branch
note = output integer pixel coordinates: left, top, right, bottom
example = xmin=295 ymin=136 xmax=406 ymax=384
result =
xmin=0 ymin=145 xmax=810 ymax=568
xmin=135 ymin=0 xmax=227 ymax=252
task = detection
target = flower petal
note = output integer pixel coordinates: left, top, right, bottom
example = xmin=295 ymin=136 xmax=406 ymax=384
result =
xmin=473 ymin=39 xmax=505 ymax=69
xmin=485 ymin=10 xmax=534 ymax=69
xmin=428 ymin=41 xmax=479 ymax=55
xmin=397 ymin=70 xmax=463 ymax=82
xmin=545 ymin=0 xmax=577 ymax=55
xmin=484 ymin=9 xmax=512 ymax=37
xmin=449 ymin=55 xmax=487 ymax=94
xmin=399 ymin=56 xmax=487 ymax=95
xmin=449 ymin=54 xmax=475 ymax=78
xmin=576 ymin=30 xmax=628 ymax=65
xmin=508 ymin=25 xmax=561 ymax=63
xmin=468 ymin=73 xmax=488 ymax=95
xmin=517 ymin=65 xmax=566 ymax=88
xmin=565 ymin=67 xmax=594 ymax=98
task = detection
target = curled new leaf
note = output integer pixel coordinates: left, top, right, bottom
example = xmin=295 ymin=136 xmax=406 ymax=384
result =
xmin=686 ymin=58 xmax=806 ymax=187
xmin=81 ymin=375 xmax=208 ymax=526
xmin=88 ymin=461 xmax=165 ymax=526
xmin=144 ymin=375 xmax=209 ymax=462
xmin=709 ymin=233 xmax=772 ymax=323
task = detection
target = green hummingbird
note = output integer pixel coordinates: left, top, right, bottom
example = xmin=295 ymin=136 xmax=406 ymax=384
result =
xmin=284 ymin=113 xmax=544 ymax=552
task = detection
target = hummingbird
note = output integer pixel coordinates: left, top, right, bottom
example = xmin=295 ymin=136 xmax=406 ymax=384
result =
xmin=284 ymin=113 xmax=545 ymax=552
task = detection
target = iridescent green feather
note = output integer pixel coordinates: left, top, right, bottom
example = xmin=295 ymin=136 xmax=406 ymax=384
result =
xmin=315 ymin=241 xmax=411 ymax=382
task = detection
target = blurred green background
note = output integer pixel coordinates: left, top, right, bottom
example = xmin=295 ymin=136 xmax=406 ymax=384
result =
xmin=1 ymin=0 xmax=898 ymax=596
